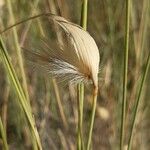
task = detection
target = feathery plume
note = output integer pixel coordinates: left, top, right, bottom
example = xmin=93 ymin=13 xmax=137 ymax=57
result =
xmin=24 ymin=15 xmax=100 ymax=87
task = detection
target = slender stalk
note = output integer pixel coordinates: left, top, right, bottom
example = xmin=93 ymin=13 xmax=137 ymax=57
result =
xmin=20 ymin=0 xmax=40 ymax=46
xmin=0 ymin=117 xmax=9 ymax=150
xmin=81 ymin=0 xmax=88 ymax=30
xmin=127 ymin=52 xmax=150 ymax=150
xmin=19 ymin=1 xmax=40 ymax=149
xmin=77 ymin=83 xmax=84 ymax=150
xmin=120 ymin=0 xmax=130 ymax=149
xmin=87 ymin=86 xmax=98 ymax=150
xmin=6 ymin=0 xmax=29 ymax=102
xmin=0 ymin=38 xmax=42 ymax=150
xmin=1 ymin=85 xmax=10 ymax=131
xmin=126 ymin=0 xmax=149 ymax=135
xmin=0 ymin=13 xmax=54 ymax=34
xmin=2 ymin=2 xmax=39 ymax=145
xmin=52 ymin=79 xmax=68 ymax=129
xmin=77 ymin=0 xmax=88 ymax=149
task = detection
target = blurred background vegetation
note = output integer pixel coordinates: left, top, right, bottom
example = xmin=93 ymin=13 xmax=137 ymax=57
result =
xmin=0 ymin=0 xmax=150 ymax=149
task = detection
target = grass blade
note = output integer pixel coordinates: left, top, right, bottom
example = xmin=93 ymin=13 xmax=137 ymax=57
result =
xmin=87 ymin=87 xmax=98 ymax=150
xmin=120 ymin=0 xmax=130 ymax=149
xmin=0 ymin=117 xmax=9 ymax=150
xmin=127 ymin=52 xmax=150 ymax=150
xmin=0 ymin=38 xmax=42 ymax=150
xmin=52 ymin=79 xmax=68 ymax=129
xmin=6 ymin=0 xmax=29 ymax=102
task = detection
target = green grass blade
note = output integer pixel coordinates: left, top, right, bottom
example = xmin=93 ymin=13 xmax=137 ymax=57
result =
xmin=6 ymin=0 xmax=29 ymax=102
xmin=120 ymin=0 xmax=131 ymax=149
xmin=127 ymin=52 xmax=150 ymax=150
xmin=0 ymin=117 xmax=9 ymax=150
xmin=87 ymin=87 xmax=98 ymax=150
xmin=0 ymin=38 xmax=42 ymax=150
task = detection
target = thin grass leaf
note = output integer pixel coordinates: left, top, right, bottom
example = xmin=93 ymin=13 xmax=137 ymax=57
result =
xmin=6 ymin=0 xmax=29 ymax=102
xmin=87 ymin=86 xmax=98 ymax=150
xmin=0 ymin=38 xmax=42 ymax=150
xmin=0 ymin=117 xmax=9 ymax=150
xmin=77 ymin=83 xmax=84 ymax=150
xmin=120 ymin=0 xmax=130 ymax=149
xmin=0 ymin=13 xmax=54 ymax=34
xmin=127 ymin=52 xmax=150 ymax=150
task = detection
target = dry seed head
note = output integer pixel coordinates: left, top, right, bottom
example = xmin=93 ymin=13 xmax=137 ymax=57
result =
xmin=25 ymin=16 xmax=100 ymax=87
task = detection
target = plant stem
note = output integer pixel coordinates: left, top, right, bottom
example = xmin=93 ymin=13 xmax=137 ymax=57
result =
xmin=120 ymin=0 xmax=130 ymax=149
xmin=6 ymin=0 xmax=30 ymax=103
xmin=81 ymin=0 xmax=88 ymax=30
xmin=77 ymin=0 xmax=88 ymax=149
xmin=87 ymin=86 xmax=98 ymax=150
xmin=0 ymin=117 xmax=9 ymax=150
xmin=0 ymin=38 xmax=42 ymax=150
xmin=127 ymin=52 xmax=150 ymax=150
xmin=52 ymin=79 xmax=68 ymax=129
xmin=0 ymin=13 xmax=53 ymax=34
xmin=77 ymin=83 xmax=84 ymax=150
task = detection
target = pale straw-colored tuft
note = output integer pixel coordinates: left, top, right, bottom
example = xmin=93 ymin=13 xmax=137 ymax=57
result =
xmin=25 ymin=15 xmax=100 ymax=87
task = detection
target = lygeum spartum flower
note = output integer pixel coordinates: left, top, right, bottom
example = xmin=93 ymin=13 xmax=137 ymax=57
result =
xmin=24 ymin=15 xmax=100 ymax=87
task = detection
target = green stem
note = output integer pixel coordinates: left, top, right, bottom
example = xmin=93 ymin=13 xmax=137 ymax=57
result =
xmin=81 ymin=0 xmax=88 ymax=30
xmin=6 ymin=0 xmax=30 ymax=103
xmin=77 ymin=0 xmax=88 ymax=149
xmin=77 ymin=83 xmax=84 ymax=150
xmin=0 ymin=38 xmax=42 ymax=150
xmin=0 ymin=117 xmax=9 ymax=150
xmin=127 ymin=52 xmax=150 ymax=150
xmin=87 ymin=86 xmax=98 ymax=150
xmin=120 ymin=0 xmax=130 ymax=149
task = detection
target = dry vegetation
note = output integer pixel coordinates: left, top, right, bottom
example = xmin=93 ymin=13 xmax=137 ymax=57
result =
xmin=0 ymin=0 xmax=150 ymax=150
